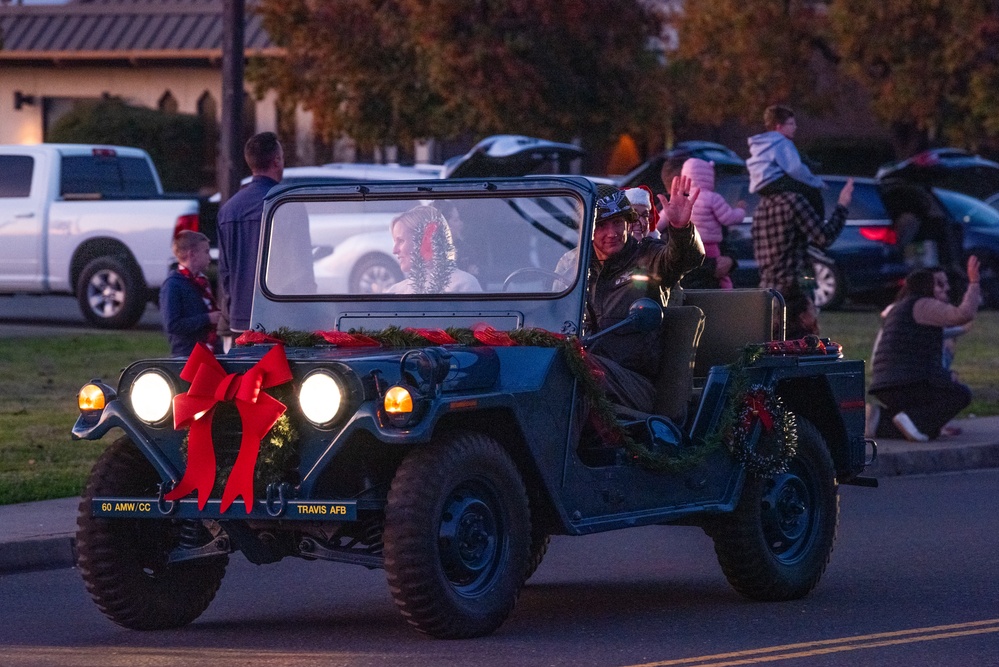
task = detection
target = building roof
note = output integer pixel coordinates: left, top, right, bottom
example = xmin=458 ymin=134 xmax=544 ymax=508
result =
xmin=0 ymin=0 xmax=280 ymax=63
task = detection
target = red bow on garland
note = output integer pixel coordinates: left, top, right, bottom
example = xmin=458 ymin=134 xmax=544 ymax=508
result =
xmin=742 ymin=390 xmax=774 ymax=433
xmin=164 ymin=343 xmax=293 ymax=513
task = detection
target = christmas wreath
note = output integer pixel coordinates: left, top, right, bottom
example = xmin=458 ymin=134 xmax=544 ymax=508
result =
xmin=726 ymin=384 xmax=797 ymax=476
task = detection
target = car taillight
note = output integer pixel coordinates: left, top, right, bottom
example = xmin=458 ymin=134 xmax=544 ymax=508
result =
xmin=174 ymin=214 xmax=200 ymax=237
xmin=859 ymin=226 xmax=897 ymax=244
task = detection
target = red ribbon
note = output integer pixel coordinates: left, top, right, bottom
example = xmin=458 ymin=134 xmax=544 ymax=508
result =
xmin=316 ymin=330 xmax=381 ymax=347
xmin=744 ymin=391 xmax=774 ymax=433
xmin=473 ymin=324 xmax=516 ymax=347
xmin=235 ymin=331 xmax=283 ymax=346
xmin=406 ymin=328 xmax=457 ymax=345
xmin=420 ymin=221 xmax=439 ymax=261
xmin=164 ymin=343 xmax=293 ymax=513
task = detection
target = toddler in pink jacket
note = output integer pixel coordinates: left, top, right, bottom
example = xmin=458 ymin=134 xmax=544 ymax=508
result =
xmin=680 ymin=157 xmax=745 ymax=289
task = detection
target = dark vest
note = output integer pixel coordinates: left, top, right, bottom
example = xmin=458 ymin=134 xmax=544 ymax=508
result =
xmin=869 ymin=297 xmax=948 ymax=393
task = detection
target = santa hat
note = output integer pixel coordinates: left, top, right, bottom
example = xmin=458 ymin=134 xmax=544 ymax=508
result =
xmin=623 ymin=185 xmax=659 ymax=232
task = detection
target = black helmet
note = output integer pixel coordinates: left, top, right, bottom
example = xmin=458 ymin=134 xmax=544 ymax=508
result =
xmin=595 ymin=189 xmax=638 ymax=225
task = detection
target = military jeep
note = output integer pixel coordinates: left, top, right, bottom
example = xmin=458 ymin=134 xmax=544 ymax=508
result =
xmin=73 ymin=177 xmax=875 ymax=638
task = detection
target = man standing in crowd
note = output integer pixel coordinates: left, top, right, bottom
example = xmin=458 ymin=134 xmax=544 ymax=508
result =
xmin=216 ymin=132 xmax=284 ymax=348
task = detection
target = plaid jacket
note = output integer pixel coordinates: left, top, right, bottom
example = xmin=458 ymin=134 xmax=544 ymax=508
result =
xmin=751 ymin=192 xmax=848 ymax=293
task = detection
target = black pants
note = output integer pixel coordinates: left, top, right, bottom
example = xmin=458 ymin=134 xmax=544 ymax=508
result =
xmin=589 ymin=354 xmax=656 ymax=414
xmin=871 ymin=381 xmax=971 ymax=440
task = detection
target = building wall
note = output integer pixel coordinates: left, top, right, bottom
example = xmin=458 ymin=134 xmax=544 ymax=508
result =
xmin=0 ymin=64 xmax=279 ymax=145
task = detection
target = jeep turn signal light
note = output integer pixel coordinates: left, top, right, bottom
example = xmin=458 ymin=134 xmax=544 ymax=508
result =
xmin=384 ymin=386 xmax=414 ymax=414
xmin=78 ymin=384 xmax=106 ymax=411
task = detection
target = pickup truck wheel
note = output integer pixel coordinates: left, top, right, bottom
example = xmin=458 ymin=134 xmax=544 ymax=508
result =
xmin=384 ymin=431 xmax=531 ymax=638
xmin=349 ymin=254 xmax=403 ymax=294
xmin=709 ymin=418 xmax=838 ymax=601
xmin=77 ymin=256 xmax=147 ymax=329
xmin=76 ymin=437 xmax=228 ymax=630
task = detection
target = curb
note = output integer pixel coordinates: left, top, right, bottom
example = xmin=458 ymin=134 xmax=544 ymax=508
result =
xmin=868 ymin=441 xmax=999 ymax=477
xmin=0 ymin=536 xmax=76 ymax=575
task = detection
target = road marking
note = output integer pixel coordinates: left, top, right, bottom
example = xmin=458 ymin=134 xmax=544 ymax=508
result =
xmin=624 ymin=618 xmax=999 ymax=667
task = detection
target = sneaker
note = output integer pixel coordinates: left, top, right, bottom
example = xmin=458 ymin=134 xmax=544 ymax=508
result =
xmin=865 ymin=402 xmax=881 ymax=439
xmin=892 ymin=412 xmax=929 ymax=442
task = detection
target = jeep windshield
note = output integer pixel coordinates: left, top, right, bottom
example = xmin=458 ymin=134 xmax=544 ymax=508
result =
xmin=262 ymin=188 xmax=585 ymax=298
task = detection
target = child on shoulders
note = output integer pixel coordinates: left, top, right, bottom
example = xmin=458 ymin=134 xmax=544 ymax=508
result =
xmin=747 ymin=104 xmax=826 ymax=219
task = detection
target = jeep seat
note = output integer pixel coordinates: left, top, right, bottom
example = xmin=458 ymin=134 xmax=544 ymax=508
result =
xmin=651 ymin=305 xmax=705 ymax=425
xmin=682 ymin=288 xmax=784 ymax=383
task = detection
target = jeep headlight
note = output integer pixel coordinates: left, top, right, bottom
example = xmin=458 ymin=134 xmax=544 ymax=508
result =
xmin=130 ymin=371 xmax=173 ymax=423
xmin=299 ymin=371 xmax=343 ymax=426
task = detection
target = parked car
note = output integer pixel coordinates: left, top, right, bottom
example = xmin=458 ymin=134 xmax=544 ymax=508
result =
xmin=0 ymin=143 xmax=201 ymax=328
xmin=933 ymin=187 xmax=999 ymax=307
xmin=617 ymin=140 xmax=746 ymax=198
xmin=876 ymin=148 xmax=999 ymax=201
xmin=714 ymin=175 xmax=914 ymax=310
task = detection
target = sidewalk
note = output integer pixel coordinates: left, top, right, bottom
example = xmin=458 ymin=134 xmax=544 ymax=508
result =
xmin=3 ymin=416 xmax=999 ymax=576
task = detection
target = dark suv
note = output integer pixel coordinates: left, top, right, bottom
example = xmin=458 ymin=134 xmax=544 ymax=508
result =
xmin=72 ymin=177 xmax=872 ymax=638
xmin=877 ymin=148 xmax=999 ymax=201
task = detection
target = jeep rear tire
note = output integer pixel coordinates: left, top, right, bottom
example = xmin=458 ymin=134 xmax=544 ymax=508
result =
xmin=77 ymin=256 xmax=147 ymax=329
xmin=384 ymin=431 xmax=531 ymax=638
xmin=76 ymin=437 xmax=228 ymax=630
xmin=709 ymin=417 xmax=838 ymax=600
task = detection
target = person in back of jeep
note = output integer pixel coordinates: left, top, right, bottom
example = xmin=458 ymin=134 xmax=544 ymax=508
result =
xmin=217 ymin=132 xmax=284 ymax=344
xmin=583 ymin=176 xmax=704 ymax=412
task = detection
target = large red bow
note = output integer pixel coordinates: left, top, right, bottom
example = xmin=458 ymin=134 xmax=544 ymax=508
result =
xmin=164 ymin=343 xmax=293 ymax=513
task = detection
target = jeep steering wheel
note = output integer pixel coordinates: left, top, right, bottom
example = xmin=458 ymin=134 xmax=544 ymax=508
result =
xmin=502 ymin=268 xmax=565 ymax=292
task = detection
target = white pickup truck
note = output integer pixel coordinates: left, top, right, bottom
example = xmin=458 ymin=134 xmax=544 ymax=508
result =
xmin=0 ymin=144 xmax=200 ymax=328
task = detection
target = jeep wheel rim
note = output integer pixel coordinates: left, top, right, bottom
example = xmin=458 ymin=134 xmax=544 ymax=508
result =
xmin=86 ymin=269 xmax=126 ymax=317
xmin=760 ymin=465 xmax=815 ymax=564
xmin=438 ymin=481 xmax=502 ymax=594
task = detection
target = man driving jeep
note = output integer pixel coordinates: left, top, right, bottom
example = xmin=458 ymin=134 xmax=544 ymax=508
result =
xmin=581 ymin=176 xmax=705 ymax=412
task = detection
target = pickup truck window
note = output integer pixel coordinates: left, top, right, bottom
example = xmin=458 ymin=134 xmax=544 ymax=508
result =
xmin=60 ymin=155 xmax=159 ymax=199
xmin=267 ymin=194 xmax=583 ymax=297
xmin=0 ymin=155 xmax=33 ymax=197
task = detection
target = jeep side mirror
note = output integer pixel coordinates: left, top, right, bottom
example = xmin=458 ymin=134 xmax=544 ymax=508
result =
xmin=583 ymin=297 xmax=663 ymax=348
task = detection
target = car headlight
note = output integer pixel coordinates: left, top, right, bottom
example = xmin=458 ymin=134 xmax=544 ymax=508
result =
xmin=299 ymin=371 xmax=343 ymax=426
xmin=130 ymin=370 xmax=174 ymax=424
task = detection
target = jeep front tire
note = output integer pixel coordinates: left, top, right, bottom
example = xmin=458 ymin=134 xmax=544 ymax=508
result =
xmin=383 ymin=431 xmax=531 ymax=638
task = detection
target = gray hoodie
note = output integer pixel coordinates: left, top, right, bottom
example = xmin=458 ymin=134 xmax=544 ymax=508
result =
xmin=746 ymin=131 xmax=824 ymax=193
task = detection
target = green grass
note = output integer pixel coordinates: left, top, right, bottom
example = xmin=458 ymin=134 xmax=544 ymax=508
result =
xmin=821 ymin=309 xmax=999 ymax=417
xmin=0 ymin=332 xmax=169 ymax=505
xmin=1 ymin=311 xmax=997 ymax=505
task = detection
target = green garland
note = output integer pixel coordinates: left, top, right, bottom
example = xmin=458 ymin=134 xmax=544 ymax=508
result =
xmin=237 ymin=327 xmax=799 ymax=477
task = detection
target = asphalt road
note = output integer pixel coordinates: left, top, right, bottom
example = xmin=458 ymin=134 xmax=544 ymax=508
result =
xmin=0 ymin=294 xmax=162 ymax=336
xmin=1 ymin=470 xmax=997 ymax=667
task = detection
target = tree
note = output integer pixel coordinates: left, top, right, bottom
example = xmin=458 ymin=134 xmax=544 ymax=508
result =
xmin=47 ymin=98 xmax=207 ymax=192
xmin=829 ymin=0 xmax=999 ymax=155
xmin=251 ymin=0 xmax=664 ymax=159
xmin=252 ymin=0 xmax=450 ymax=157
xmin=400 ymin=0 xmax=663 ymax=150
xmin=665 ymin=0 xmax=833 ymax=128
